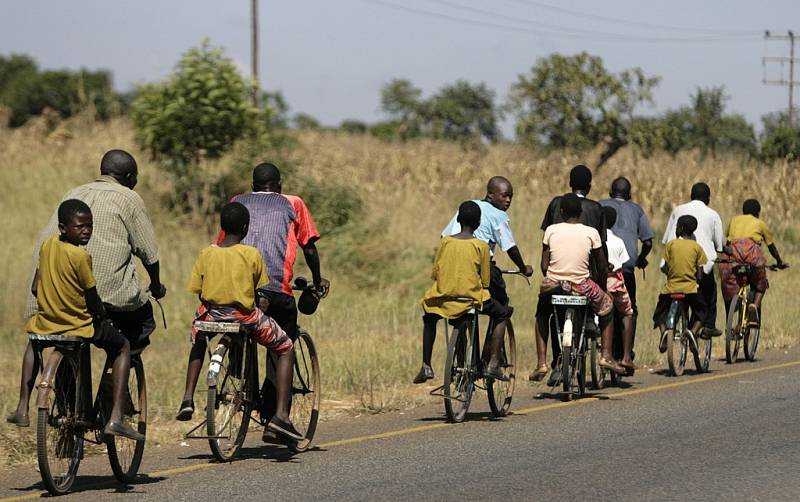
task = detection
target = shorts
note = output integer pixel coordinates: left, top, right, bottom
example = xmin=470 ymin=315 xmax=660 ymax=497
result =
xmin=719 ymin=239 xmax=769 ymax=300
xmin=191 ymin=304 xmax=293 ymax=355
xmin=489 ymin=263 xmax=509 ymax=306
xmin=536 ymin=277 xmax=614 ymax=320
xmin=107 ymin=301 xmax=156 ymax=355
xmin=652 ymin=293 xmax=708 ymax=328
xmin=257 ymin=289 xmax=299 ymax=341
xmin=91 ymin=319 xmax=128 ymax=357
xmin=607 ymin=272 xmax=634 ymax=317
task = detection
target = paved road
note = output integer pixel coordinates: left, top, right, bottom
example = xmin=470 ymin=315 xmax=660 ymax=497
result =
xmin=2 ymin=349 xmax=800 ymax=501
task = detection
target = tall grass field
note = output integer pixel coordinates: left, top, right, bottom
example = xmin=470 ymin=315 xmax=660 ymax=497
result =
xmin=1 ymin=116 xmax=798 ymax=464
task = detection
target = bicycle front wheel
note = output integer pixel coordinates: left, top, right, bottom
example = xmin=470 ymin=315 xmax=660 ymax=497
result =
xmin=207 ymin=339 xmax=253 ymax=461
xmin=37 ymin=354 xmax=83 ymax=496
xmin=725 ymin=297 xmax=743 ymax=364
xmin=107 ymin=356 xmax=147 ymax=482
xmin=289 ymin=330 xmax=321 ymax=452
xmin=561 ymin=345 xmax=573 ymax=401
xmin=589 ymin=338 xmax=606 ymax=390
xmin=743 ymin=301 xmax=760 ymax=362
xmin=443 ymin=319 xmax=475 ymax=423
xmin=487 ymin=320 xmax=516 ymax=417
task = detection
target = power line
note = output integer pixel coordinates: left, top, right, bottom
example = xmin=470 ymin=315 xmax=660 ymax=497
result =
xmin=361 ymin=0 xmax=760 ymax=44
xmin=763 ymin=30 xmax=799 ymax=125
xmin=425 ymin=0 xmax=756 ymax=41
xmin=506 ymin=0 xmax=757 ymax=36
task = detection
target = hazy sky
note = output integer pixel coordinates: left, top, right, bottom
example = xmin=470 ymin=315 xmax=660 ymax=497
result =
xmin=2 ymin=0 xmax=798 ymax=135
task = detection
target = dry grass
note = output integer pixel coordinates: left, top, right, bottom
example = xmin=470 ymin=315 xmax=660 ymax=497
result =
xmin=1 ymin=117 xmax=798 ymax=464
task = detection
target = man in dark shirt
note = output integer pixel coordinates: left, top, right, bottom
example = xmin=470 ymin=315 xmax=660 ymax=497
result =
xmin=599 ymin=177 xmax=653 ymax=368
xmin=531 ymin=165 xmax=607 ymax=384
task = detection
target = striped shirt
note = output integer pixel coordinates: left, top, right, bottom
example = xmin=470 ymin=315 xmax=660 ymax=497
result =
xmin=221 ymin=192 xmax=319 ymax=296
xmin=25 ymin=176 xmax=159 ymax=317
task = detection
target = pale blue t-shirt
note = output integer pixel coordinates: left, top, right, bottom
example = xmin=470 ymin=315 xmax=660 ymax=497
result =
xmin=441 ymin=200 xmax=516 ymax=256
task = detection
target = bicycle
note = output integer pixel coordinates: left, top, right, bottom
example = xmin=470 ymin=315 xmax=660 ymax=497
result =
xmin=719 ymin=259 xmax=784 ymax=364
xmin=587 ymin=314 xmax=622 ymax=389
xmin=549 ymin=294 xmax=591 ymax=401
xmin=31 ymin=331 xmax=146 ymax=495
xmin=185 ymin=277 xmax=322 ymax=459
xmin=438 ymin=270 xmax=525 ymax=423
xmin=661 ymin=294 xmax=711 ymax=376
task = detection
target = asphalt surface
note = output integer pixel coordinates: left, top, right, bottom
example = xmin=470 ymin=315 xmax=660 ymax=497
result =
xmin=2 ymin=348 xmax=800 ymax=501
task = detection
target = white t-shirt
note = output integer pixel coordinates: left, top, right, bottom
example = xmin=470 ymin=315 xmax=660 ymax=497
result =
xmin=543 ymin=223 xmax=602 ymax=283
xmin=442 ymin=200 xmax=516 ymax=256
xmin=606 ymin=229 xmax=630 ymax=273
xmin=661 ymin=200 xmax=724 ymax=274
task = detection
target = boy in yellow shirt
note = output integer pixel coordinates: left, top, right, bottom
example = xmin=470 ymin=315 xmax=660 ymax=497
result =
xmin=177 ymin=202 xmax=299 ymax=441
xmin=413 ymin=201 xmax=513 ymax=384
xmin=7 ymin=199 xmax=143 ymax=440
xmin=654 ymin=215 xmax=711 ymax=353
xmin=719 ymin=199 xmax=788 ymax=322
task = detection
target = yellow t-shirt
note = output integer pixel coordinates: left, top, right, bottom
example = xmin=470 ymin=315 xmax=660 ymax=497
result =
xmin=726 ymin=214 xmax=773 ymax=246
xmin=421 ymin=237 xmax=491 ymax=318
xmin=187 ymin=244 xmax=268 ymax=311
xmin=26 ymin=235 xmax=96 ymax=338
xmin=662 ymin=238 xmax=708 ymax=294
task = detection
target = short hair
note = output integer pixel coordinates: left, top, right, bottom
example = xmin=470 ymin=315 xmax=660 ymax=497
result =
xmin=690 ymin=182 xmax=710 ymax=203
xmin=100 ymin=149 xmax=137 ymax=177
xmin=253 ymin=162 xmax=281 ymax=188
xmin=486 ymin=176 xmax=511 ymax=194
xmin=561 ymin=193 xmax=582 ymax=219
xmin=676 ymin=214 xmax=698 ymax=236
xmin=743 ymin=199 xmax=761 ymax=216
xmin=58 ymin=199 xmax=91 ymax=225
xmin=456 ymin=200 xmax=481 ymax=229
xmin=220 ymin=202 xmax=250 ymax=234
xmin=610 ymin=177 xmax=631 ymax=199
xmin=602 ymin=206 xmax=618 ymax=228
xmin=569 ymin=164 xmax=592 ymax=190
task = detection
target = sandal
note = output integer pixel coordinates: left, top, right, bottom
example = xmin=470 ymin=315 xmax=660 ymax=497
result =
xmin=529 ymin=366 xmax=549 ymax=382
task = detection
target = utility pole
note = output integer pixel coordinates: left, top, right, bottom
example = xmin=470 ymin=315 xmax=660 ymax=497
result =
xmin=251 ymin=0 xmax=260 ymax=108
xmin=763 ymin=30 xmax=799 ymax=126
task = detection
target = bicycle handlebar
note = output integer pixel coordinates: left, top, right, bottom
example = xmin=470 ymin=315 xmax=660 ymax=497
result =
xmin=713 ymin=258 xmax=788 ymax=272
xmin=498 ymin=269 xmax=531 ymax=286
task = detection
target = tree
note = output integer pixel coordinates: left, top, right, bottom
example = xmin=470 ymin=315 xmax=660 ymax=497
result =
xmin=293 ymin=113 xmax=321 ymax=130
xmin=760 ymin=109 xmax=800 ymax=162
xmin=130 ymin=40 xmax=258 ymax=167
xmin=380 ymin=78 xmax=425 ymax=139
xmin=508 ymin=52 xmax=660 ymax=166
xmin=340 ymin=119 xmax=367 ymax=134
xmin=428 ymin=80 xmax=499 ymax=144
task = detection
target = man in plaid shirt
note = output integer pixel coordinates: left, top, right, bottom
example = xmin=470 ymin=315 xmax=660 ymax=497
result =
xmin=7 ymin=150 xmax=166 ymax=427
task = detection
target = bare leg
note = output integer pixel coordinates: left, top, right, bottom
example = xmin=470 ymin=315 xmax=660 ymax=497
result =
xmin=620 ymin=315 xmax=635 ymax=366
xmin=9 ymin=341 xmax=38 ymax=421
xmin=600 ymin=321 xmax=615 ymax=361
xmin=486 ymin=319 xmax=507 ymax=367
xmin=108 ymin=341 xmax=131 ymax=424
xmin=690 ymin=319 xmax=704 ymax=335
xmin=753 ymin=291 xmax=765 ymax=311
xmin=272 ymin=350 xmax=295 ymax=422
xmin=534 ymin=316 xmax=549 ymax=370
xmin=181 ymin=336 xmax=207 ymax=403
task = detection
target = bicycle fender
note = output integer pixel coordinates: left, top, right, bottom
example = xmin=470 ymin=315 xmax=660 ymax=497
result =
xmin=36 ymin=350 xmax=65 ymax=409
xmin=666 ymin=301 xmax=680 ymax=330
xmin=207 ymin=352 xmax=224 ymax=387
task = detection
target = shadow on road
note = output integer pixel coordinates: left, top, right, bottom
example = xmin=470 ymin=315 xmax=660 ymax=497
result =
xmin=12 ymin=473 xmax=165 ymax=496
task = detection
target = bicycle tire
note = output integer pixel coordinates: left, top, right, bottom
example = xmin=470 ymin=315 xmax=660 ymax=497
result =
xmin=289 ymin=330 xmax=321 ymax=452
xmin=107 ymin=357 xmax=147 ymax=482
xmin=725 ymin=296 xmax=743 ymax=364
xmin=589 ymin=338 xmax=605 ymax=390
xmin=561 ymin=344 xmax=573 ymax=401
xmin=487 ymin=320 xmax=516 ymax=417
xmin=743 ymin=301 xmax=760 ymax=362
xmin=577 ymin=349 xmax=587 ymax=397
xmin=443 ymin=319 xmax=475 ymax=423
xmin=694 ymin=332 xmax=712 ymax=373
xmin=37 ymin=353 xmax=83 ymax=496
xmin=207 ymin=338 xmax=253 ymax=461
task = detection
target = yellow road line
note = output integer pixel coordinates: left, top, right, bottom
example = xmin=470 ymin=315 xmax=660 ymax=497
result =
xmin=3 ymin=359 xmax=799 ymax=501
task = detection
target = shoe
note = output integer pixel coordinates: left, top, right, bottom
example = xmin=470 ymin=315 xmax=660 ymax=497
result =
xmin=412 ymin=364 xmax=434 ymax=384
xmin=267 ymin=416 xmax=303 ymax=441
xmin=699 ymin=327 xmax=722 ymax=339
xmin=659 ymin=331 xmax=669 ymax=353
xmin=104 ymin=420 xmax=145 ymax=442
xmin=747 ymin=304 xmax=759 ymax=326
xmin=5 ymin=413 xmax=30 ymax=428
xmin=547 ymin=368 xmax=562 ymax=387
xmin=529 ymin=366 xmax=549 ymax=382
xmin=599 ymin=357 xmax=625 ymax=375
xmin=175 ymin=400 xmax=194 ymax=421
xmin=483 ymin=365 xmax=509 ymax=381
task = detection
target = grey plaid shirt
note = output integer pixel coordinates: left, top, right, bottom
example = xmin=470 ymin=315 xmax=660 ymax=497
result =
xmin=25 ymin=176 xmax=160 ymax=317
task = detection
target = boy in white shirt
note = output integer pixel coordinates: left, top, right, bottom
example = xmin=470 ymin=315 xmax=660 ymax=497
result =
xmin=602 ymin=206 xmax=635 ymax=371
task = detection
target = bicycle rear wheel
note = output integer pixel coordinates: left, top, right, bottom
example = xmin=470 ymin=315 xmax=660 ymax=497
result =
xmin=725 ymin=297 xmax=743 ymax=364
xmin=694 ymin=333 xmax=712 ymax=373
xmin=443 ymin=319 xmax=475 ymax=423
xmin=743 ymin=300 xmax=760 ymax=362
xmin=561 ymin=345 xmax=573 ymax=401
xmin=487 ymin=321 xmax=516 ymax=417
xmin=589 ymin=338 xmax=606 ymax=390
xmin=576 ymin=349 xmax=587 ymax=397
xmin=37 ymin=354 xmax=83 ymax=496
xmin=207 ymin=338 xmax=254 ymax=461
xmin=107 ymin=356 xmax=147 ymax=482
xmin=289 ymin=330 xmax=321 ymax=452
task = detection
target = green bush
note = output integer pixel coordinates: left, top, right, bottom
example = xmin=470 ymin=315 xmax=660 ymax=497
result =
xmin=340 ymin=119 xmax=368 ymax=134
xmin=761 ymin=127 xmax=800 ymax=163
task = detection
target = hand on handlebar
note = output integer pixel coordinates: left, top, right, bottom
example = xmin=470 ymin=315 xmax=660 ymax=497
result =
xmin=776 ymin=262 xmax=790 ymax=270
xmin=148 ymin=283 xmax=167 ymax=299
xmin=315 ymin=277 xmax=331 ymax=292
xmin=635 ymin=256 xmax=648 ymax=269
xmin=520 ymin=264 xmax=534 ymax=277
